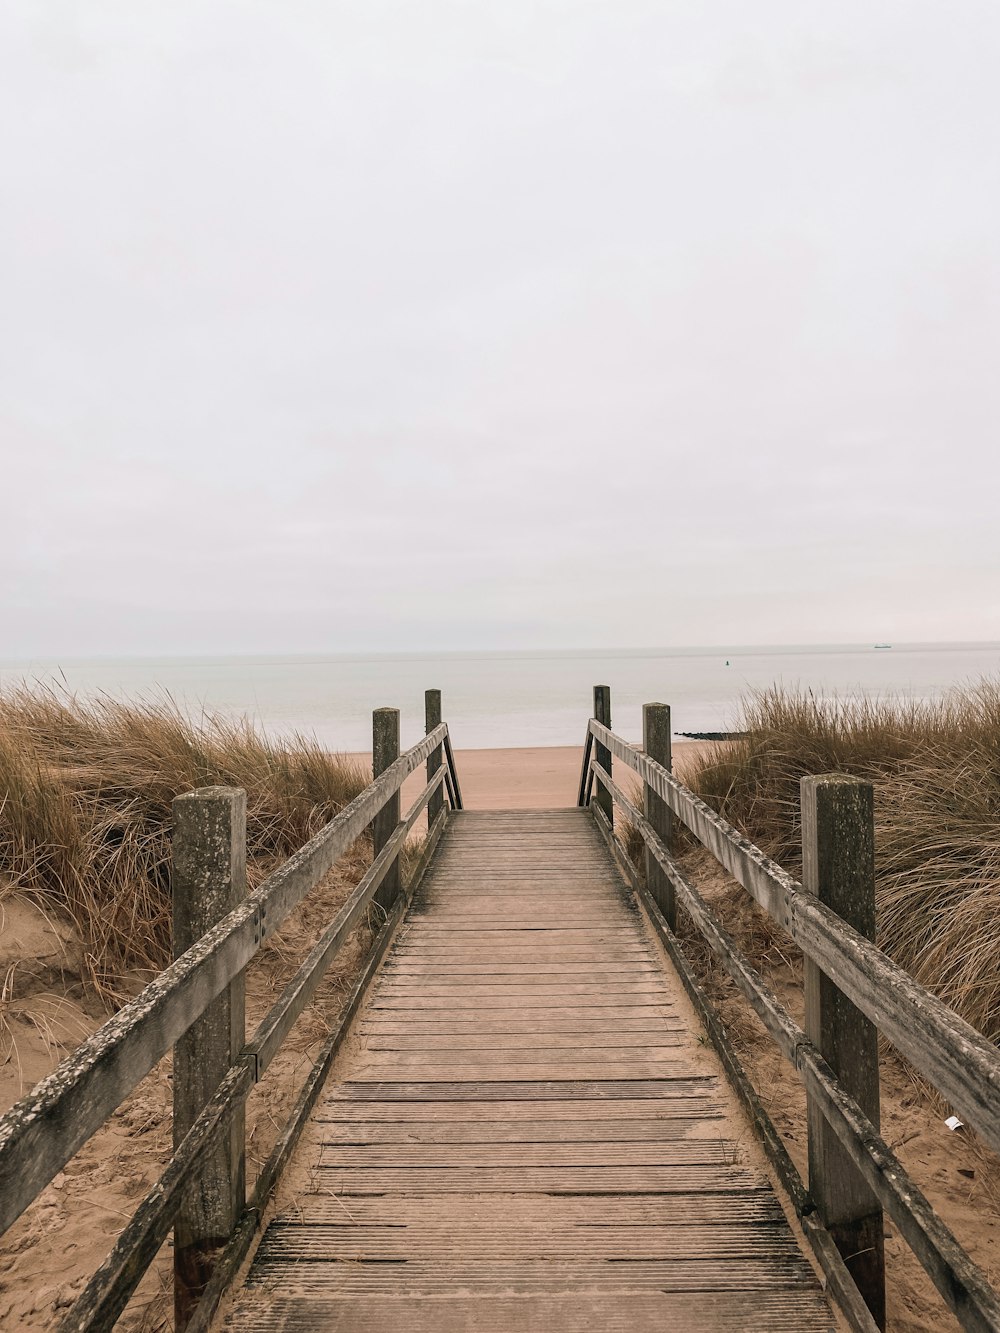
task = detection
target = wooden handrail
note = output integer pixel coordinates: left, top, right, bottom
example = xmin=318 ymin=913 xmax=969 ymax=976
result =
xmin=589 ymin=758 xmax=1000 ymax=1332
xmin=586 ymin=717 xmax=1000 ymax=1154
xmin=0 ymin=702 xmax=463 ymax=1333
xmin=583 ymin=708 xmax=1000 ymax=1333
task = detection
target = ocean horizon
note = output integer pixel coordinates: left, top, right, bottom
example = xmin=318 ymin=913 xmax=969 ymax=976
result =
xmin=2 ymin=642 xmax=998 ymax=752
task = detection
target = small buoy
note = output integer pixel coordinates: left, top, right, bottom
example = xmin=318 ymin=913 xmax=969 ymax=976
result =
xmin=725 ymin=660 xmax=730 ymax=667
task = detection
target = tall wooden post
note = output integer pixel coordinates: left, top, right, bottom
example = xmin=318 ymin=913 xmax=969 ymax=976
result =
xmin=593 ymin=685 xmax=613 ymax=828
xmin=373 ymin=707 xmax=401 ymax=911
xmin=171 ymin=787 xmax=247 ymax=1331
xmin=802 ymin=774 xmax=885 ymax=1330
xmin=642 ymin=703 xmax=674 ymax=928
xmin=425 ymin=689 xmax=443 ymax=830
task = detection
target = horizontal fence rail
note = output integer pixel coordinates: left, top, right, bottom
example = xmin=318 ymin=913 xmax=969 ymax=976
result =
xmin=580 ymin=699 xmax=1000 ymax=1333
xmin=588 ymin=718 xmax=1000 ymax=1155
xmin=0 ymin=691 xmax=463 ymax=1333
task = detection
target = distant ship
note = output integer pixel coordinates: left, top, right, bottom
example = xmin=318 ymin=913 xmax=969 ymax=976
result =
xmin=874 ymin=643 xmax=892 ymax=649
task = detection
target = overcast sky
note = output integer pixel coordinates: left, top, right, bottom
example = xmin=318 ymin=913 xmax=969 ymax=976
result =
xmin=2 ymin=1 xmax=998 ymax=657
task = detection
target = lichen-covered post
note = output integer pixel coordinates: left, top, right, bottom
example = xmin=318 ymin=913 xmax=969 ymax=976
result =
xmin=425 ymin=689 xmax=443 ymax=831
xmin=802 ymin=774 xmax=885 ymax=1330
xmin=373 ymin=707 xmax=401 ymax=910
xmin=593 ymin=685 xmax=613 ymax=827
xmin=643 ymin=703 xmax=674 ymax=927
xmin=171 ymin=787 xmax=247 ymax=1330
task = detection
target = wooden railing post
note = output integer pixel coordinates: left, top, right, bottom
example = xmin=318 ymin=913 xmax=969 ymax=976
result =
xmin=425 ymin=689 xmax=443 ymax=830
xmin=171 ymin=787 xmax=247 ymax=1331
xmin=373 ymin=707 xmax=401 ymax=910
xmin=593 ymin=685 xmax=613 ymax=828
xmin=801 ymin=774 xmax=885 ymax=1330
xmin=642 ymin=703 xmax=674 ymax=928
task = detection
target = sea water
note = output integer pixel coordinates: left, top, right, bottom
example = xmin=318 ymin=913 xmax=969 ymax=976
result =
xmin=2 ymin=643 xmax=997 ymax=751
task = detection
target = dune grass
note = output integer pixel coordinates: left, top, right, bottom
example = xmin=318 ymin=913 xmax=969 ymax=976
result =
xmin=0 ymin=685 xmax=369 ymax=1001
xmin=683 ymin=680 xmax=1000 ymax=1041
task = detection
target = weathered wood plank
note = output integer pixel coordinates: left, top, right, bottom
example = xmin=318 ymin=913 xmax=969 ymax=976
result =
xmin=255 ymin=1221 xmax=803 ymax=1261
xmin=221 ymin=806 xmax=833 ymax=1333
xmin=223 ymin=1292 xmax=832 ymax=1332
xmin=312 ymin=1094 xmax=721 ymax=1122
xmin=273 ymin=1192 xmax=779 ymax=1223
xmin=319 ymin=1118 xmax=722 ymax=1142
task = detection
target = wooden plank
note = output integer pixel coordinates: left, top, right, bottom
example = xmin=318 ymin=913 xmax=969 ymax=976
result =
xmin=255 ymin=1221 xmax=803 ymax=1261
xmin=241 ymin=1256 xmax=817 ymax=1292
xmin=221 ymin=806 xmax=833 ymax=1333
xmin=373 ymin=984 xmax=670 ymax=998
xmin=309 ymin=1165 xmax=763 ymax=1193
xmin=313 ymin=1096 xmax=722 ymax=1122
xmin=319 ymin=1118 xmax=723 ymax=1143
xmin=316 ymin=1141 xmax=743 ymax=1166
xmin=383 ymin=963 xmax=663 ymax=976
xmin=330 ymin=1077 xmax=725 ymax=1099
xmin=274 ymin=1192 xmax=779 ymax=1224
xmin=350 ymin=1062 xmax=694 ymax=1082
xmin=360 ymin=1017 xmax=684 ymax=1034
xmin=223 ymin=1292 xmax=834 ymax=1332
xmin=361 ymin=1031 xmax=684 ymax=1050
xmin=370 ymin=997 xmax=676 ymax=1012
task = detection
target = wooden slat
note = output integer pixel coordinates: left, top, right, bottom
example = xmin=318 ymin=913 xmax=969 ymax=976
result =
xmin=319 ymin=1118 xmax=723 ymax=1142
xmin=274 ymin=1192 xmax=779 ymax=1224
xmin=360 ymin=1031 xmax=684 ymax=1050
xmin=222 ymin=1292 xmax=833 ymax=1333
xmin=221 ymin=808 xmax=833 ymax=1332
xmin=309 ymin=1165 xmax=763 ymax=1193
xmin=313 ymin=1097 xmax=722 ymax=1123
xmin=241 ymin=1256 xmax=819 ymax=1292
xmin=255 ymin=1221 xmax=803 ymax=1260
xmin=316 ymin=1141 xmax=743 ymax=1166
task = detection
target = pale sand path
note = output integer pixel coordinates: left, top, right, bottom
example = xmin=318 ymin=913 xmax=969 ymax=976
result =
xmin=351 ymin=741 xmax=715 ymax=813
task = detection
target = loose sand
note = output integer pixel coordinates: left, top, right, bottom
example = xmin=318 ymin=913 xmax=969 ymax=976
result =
xmin=384 ymin=739 xmax=714 ymax=813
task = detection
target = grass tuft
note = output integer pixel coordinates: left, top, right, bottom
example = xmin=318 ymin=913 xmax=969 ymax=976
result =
xmin=0 ymin=685 xmax=369 ymax=1002
xmin=685 ymin=679 xmax=1000 ymax=1041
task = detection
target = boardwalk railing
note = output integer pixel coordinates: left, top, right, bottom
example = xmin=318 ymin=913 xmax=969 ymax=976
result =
xmin=0 ymin=692 xmax=462 ymax=1332
xmin=579 ymin=688 xmax=1000 ymax=1333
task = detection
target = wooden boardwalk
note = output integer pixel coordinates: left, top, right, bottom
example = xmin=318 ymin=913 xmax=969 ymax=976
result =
xmin=220 ymin=809 xmax=836 ymax=1331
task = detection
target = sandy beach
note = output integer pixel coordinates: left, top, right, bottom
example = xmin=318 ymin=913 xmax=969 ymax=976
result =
xmin=364 ymin=739 xmax=715 ymax=813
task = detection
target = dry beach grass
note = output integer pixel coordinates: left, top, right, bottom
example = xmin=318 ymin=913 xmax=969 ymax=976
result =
xmin=685 ymin=680 xmax=1000 ymax=1041
xmin=0 ymin=685 xmax=369 ymax=1001
xmin=0 ymin=687 xmax=381 ymax=1328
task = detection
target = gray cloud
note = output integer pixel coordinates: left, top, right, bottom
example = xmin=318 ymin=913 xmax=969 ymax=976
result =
xmin=2 ymin=1 xmax=998 ymax=656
